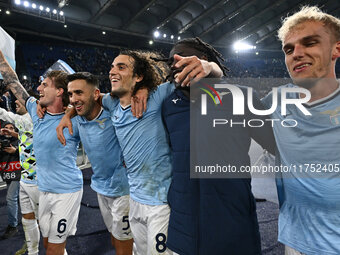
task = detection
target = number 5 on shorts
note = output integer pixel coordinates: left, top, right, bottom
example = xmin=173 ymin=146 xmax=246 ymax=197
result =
xmin=122 ymin=216 xmax=130 ymax=231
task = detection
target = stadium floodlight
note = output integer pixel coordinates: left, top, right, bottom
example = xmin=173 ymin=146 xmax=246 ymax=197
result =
xmin=46 ymin=7 xmax=50 ymax=12
xmin=14 ymin=0 xmax=21 ymax=5
xmin=178 ymin=36 xmax=181 ymax=40
xmin=23 ymin=75 xmax=27 ymax=80
xmin=6 ymin=10 xmax=10 ymax=14
xmin=64 ymin=24 xmax=67 ymax=28
xmin=163 ymin=34 xmax=167 ymax=38
xmin=59 ymin=11 xmax=64 ymax=16
xmin=53 ymin=9 xmax=57 ymax=14
xmin=23 ymin=1 xmax=29 ymax=7
xmin=149 ymin=40 xmax=153 ymax=45
xmin=39 ymin=5 xmax=43 ymax=11
xmin=153 ymin=31 xmax=160 ymax=38
xmin=233 ymin=41 xmax=256 ymax=51
xmin=102 ymin=31 xmax=106 ymax=35
xmin=32 ymin=3 xmax=36 ymax=9
xmin=170 ymin=35 xmax=174 ymax=39
xmin=256 ymin=52 xmax=259 ymax=55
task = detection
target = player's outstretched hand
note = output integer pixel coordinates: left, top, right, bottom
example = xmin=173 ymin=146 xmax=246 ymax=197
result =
xmin=131 ymin=88 xmax=148 ymax=118
xmin=56 ymin=115 xmax=73 ymax=146
xmin=37 ymin=101 xmax=46 ymax=118
xmin=173 ymin=54 xmax=223 ymax=87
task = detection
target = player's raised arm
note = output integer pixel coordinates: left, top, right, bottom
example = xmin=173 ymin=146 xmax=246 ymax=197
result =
xmin=0 ymin=50 xmax=29 ymax=105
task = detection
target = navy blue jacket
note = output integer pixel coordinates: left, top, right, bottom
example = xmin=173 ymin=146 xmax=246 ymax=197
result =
xmin=162 ymin=86 xmax=275 ymax=255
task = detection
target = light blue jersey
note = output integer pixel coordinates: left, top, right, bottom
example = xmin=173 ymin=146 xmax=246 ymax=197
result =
xmin=263 ymin=84 xmax=340 ymax=255
xmin=102 ymin=82 xmax=174 ymax=205
xmin=76 ymin=108 xmax=129 ymax=197
xmin=26 ymin=97 xmax=82 ymax=193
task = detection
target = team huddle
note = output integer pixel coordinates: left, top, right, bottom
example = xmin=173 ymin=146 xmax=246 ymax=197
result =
xmin=0 ymin=5 xmax=340 ymax=255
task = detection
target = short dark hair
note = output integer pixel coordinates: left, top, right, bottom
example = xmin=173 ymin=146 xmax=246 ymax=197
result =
xmin=67 ymin=72 xmax=99 ymax=88
xmin=118 ymin=50 xmax=167 ymax=95
xmin=45 ymin=70 xmax=69 ymax=106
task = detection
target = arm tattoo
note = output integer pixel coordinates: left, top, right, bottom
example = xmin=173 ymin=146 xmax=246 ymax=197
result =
xmin=0 ymin=53 xmax=29 ymax=105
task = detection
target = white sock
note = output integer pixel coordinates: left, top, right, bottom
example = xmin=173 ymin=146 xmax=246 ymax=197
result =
xmin=22 ymin=217 xmax=40 ymax=255
xmin=64 ymin=249 xmax=68 ymax=255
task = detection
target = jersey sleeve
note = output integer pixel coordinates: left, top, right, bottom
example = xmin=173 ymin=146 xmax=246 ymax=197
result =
xmin=25 ymin=97 xmax=38 ymax=119
xmin=0 ymin=107 xmax=17 ymax=123
xmin=152 ymin=82 xmax=175 ymax=105
xmin=102 ymin=93 xmax=119 ymax=112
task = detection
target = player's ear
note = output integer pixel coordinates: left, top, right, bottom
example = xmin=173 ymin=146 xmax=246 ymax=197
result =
xmin=57 ymin=88 xmax=64 ymax=97
xmin=135 ymin=75 xmax=143 ymax=83
xmin=93 ymin=88 xmax=100 ymax=101
xmin=332 ymin=40 xmax=340 ymax=61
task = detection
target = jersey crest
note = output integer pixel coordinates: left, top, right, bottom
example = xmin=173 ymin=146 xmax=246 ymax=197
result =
xmin=95 ymin=118 xmax=108 ymax=129
xmin=320 ymin=106 xmax=340 ymax=125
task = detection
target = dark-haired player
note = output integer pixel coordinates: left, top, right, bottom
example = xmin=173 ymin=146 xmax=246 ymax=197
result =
xmin=162 ymin=37 xmax=275 ymax=254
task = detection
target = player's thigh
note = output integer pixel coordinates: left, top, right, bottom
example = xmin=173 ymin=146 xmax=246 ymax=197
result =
xmin=43 ymin=189 xmax=83 ymax=243
xmin=98 ymin=194 xmax=132 ymax=241
xmin=20 ymin=182 xmax=39 ymax=217
xmin=146 ymin=204 xmax=172 ymax=255
xmin=128 ymin=199 xmax=147 ymax=255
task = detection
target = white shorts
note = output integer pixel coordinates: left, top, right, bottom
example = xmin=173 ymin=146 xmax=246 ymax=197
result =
xmin=285 ymin=245 xmax=305 ymax=255
xmin=129 ymin=198 xmax=173 ymax=255
xmin=19 ymin=182 xmax=40 ymax=218
xmin=97 ymin=194 xmax=132 ymax=241
xmin=39 ymin=189 xmax=83 ymax=244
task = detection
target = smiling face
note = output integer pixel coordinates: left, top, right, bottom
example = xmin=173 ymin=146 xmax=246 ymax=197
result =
xmin=108 ymin=55 xmax=142 ymax=98
xmin=68 ymin=79 xmax=100 ymax=120
xmin=283 ymin=20 xmax=340 ymax=83
xmin=36 ymin=77 xmax=60 ymax=107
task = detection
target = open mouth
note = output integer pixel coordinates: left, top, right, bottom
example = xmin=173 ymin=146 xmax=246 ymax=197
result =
xmin=294 ymin=63 xmax=311 ymax=72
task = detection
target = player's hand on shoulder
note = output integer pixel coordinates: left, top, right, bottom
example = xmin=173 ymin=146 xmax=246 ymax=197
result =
xmin=131 ymin=88 xmax=148 ymax=118
xmin=56 ymin=114 xmax=73 ymax=146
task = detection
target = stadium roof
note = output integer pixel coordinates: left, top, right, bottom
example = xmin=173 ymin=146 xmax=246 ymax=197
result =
xmin=0 ymin=0 xmax=339 ymax=52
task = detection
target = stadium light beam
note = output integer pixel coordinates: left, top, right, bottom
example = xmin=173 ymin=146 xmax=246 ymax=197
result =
xmin=233 ymin=41 xmax=256 ymax=51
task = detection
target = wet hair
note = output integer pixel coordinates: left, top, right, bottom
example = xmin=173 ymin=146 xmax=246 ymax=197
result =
xmin=170 ymin=37 xmax=229 ymax=76
xmin=67 ymin=72 xmax=99 ymax=88
xmin=45 ymin=70 xmax=69 ymax=107
xmin=278 ymin=6 xmax=340 ymax=43
xmin=118 ymin=50 xmax=168 ymax=95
